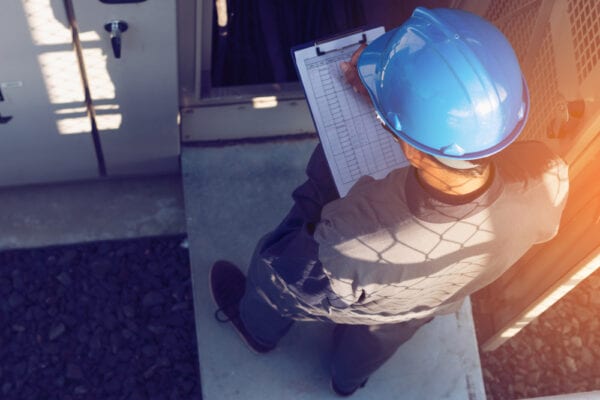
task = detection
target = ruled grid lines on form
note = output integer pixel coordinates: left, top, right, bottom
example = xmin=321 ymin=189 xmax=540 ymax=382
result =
xmin=294 ymin=28 xmax=408 ymax=196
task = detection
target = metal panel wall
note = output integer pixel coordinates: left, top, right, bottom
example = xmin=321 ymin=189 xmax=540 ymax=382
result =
xmin=483 ymin=0 xmax=600 ymax=157
xmin=72 ymin=0 xmax=180 ymax=176
xmin=471 ymin=0 xmax=600 ymax=351
xmin=0 ymin=0 xmax=99 ymax=187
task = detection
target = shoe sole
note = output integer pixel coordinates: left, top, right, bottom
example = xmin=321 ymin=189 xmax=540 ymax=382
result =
xmin=208 ymin=264 xmax=268 ymax=355
xmin=330 ymin=377 xmax=367 ymax=397
xmin=330 ymin=379 xmax=352 ymax=397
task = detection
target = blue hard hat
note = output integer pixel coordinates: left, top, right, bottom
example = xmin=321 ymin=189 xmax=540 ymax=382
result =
xmin=357 ymin=7 xmax=529 ymax=160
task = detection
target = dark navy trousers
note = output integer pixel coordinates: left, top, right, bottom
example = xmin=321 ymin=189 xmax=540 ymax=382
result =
xmin=239 ymin=144 xmax=432 ymax=391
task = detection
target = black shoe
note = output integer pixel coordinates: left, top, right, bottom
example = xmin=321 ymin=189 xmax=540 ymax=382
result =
xmin=209 ymin=260 xmax=275 ymax=354
xmin=330 ymin=378 xmax=368 ymax=397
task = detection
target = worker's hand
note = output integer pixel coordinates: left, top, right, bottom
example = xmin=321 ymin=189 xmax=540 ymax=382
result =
xmin=340 ymin=43 xmax=371 ymax=101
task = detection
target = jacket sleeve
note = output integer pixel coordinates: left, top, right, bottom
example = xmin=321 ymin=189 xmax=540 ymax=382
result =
xmin=534 ymin=152 xmax=570 ymax=244
xmin=289 ymin=143 xmax=340 ymax=227
xmin=249 ymin=143 xmax=342 ymax=305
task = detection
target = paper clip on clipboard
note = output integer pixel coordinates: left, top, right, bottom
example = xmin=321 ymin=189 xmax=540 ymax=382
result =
xmin=315 ymin=29 xmax=368 ymax=56
xmin=290 ymin=26 xmax=381 ymax=66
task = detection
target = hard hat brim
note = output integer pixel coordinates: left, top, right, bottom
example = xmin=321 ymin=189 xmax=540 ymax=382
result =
xmin=356 ymin=29 xmax=395 ymax=121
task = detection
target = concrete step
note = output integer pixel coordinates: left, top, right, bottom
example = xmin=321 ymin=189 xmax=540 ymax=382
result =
xmin=182 ymin=138 xmax=486 ymax=400
xmin=0 ymin=175 xmax=185 ymax=251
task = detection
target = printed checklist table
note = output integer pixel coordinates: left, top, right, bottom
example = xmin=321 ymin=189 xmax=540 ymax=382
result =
xmin=294 ymin=28 xmax=408 ymax=196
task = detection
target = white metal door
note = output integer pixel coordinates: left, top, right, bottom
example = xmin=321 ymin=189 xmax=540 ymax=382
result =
xmin=72 ymin=0 xmax=180 ymax=176
xmin=0 ymin=0 xmax=99 ymax=187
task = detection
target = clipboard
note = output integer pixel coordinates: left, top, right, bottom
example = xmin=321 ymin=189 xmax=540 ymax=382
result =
xmin=292 ymin=27 xmax=409 ymax=197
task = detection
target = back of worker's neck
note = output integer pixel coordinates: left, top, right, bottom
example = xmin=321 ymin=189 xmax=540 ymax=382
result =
xmin=416 ymin=166 xmax=492 ymax=198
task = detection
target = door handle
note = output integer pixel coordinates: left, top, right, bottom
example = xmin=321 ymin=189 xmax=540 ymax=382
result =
xmin=104 ymin=20 xmax=128 ymax=59
xmin=547 ymin=98 xmax=585 ymax=139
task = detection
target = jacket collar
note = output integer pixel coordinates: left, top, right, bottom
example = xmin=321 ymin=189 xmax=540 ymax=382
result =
xmin=405 ymin=165 xmax=503 ymax=223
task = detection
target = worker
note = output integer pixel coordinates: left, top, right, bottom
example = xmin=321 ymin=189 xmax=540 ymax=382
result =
xmin=209 ymin=7 xmax=569 ymax=397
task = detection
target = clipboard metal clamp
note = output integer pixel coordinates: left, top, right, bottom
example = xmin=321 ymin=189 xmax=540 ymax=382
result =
xmin=315 ymin=30 xmax=367 ymax=56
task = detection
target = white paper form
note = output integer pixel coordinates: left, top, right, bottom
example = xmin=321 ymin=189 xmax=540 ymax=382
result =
xmin=294 ymin=27 xmax=409 ymax=197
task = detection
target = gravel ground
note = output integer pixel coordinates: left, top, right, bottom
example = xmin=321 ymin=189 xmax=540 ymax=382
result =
xmin=0 ymin=235 xmax=201 ymax=400
xmin=480 ymin=269 xmax=600 ymax=399
xmin=4 ymin=234 xmax=597 ymax=400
